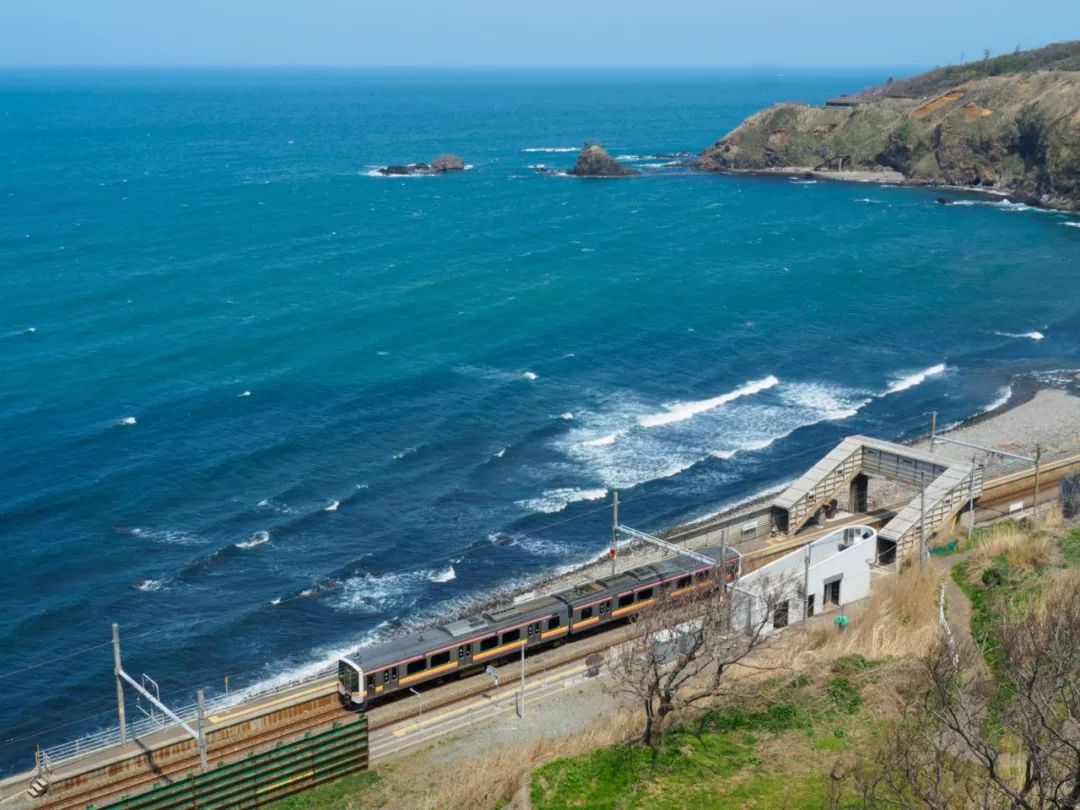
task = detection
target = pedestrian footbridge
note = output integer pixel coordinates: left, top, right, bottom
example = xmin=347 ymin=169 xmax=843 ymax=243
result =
xmin=772 ymin=435 xmax=981 ymax=561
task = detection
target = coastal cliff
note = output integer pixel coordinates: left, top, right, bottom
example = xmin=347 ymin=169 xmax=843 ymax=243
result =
xmin=695 ymin=42 xmax=1080 ymax=210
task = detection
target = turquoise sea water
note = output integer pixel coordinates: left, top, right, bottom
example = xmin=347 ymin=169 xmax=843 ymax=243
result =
xmin=1 ymin=69 xmax=1078 ymax=768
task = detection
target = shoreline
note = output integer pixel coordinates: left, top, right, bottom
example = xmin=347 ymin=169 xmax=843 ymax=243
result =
xmin=700 ymin=165 xmax=1080 ymax=213
xmin=238 ymin=383 xmax=1080 ymax=704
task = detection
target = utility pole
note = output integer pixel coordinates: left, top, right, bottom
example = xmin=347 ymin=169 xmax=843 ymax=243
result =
xmin=1033 ymin=444 xmax=1042 ymax=521
xmin=919 ymin=487 xmax=927 ymax=571
xmin=967 ymin=456 xmax=976 ymax=544
xmin=112 ymin=623 xmax=127 ymax=746
xmin=518 ymin=644 xmax=526 ymax=720
xmin=930 ymin=410 xmax=937 ymax=451
xmin=610 ymin=490 xmax=619 ymax=578
xmin=196 ymin=690 xmax=208 ymax=773
xmin=803 ymin=543 xmax=811 ymax=620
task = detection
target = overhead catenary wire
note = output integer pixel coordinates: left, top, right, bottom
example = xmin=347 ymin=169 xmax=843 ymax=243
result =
xmin=0 ymin=409 xmax=977 ymax=756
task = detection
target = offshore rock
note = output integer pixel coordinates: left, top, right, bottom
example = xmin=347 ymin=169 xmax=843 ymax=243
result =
xmin=430 ymin=154 xmax=466 ymax=173
xmin=568 ymin=144 xmax=637 ymax=177
xmin=695 ymin=41 xmax=1080 ymax=210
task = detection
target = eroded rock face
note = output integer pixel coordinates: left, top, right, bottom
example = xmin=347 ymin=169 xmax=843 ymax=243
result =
xmin=694 ymin=56 xmax=1080 ymax=210
xmin=379 ymin=163 xmax=429 ymax=176
xmin=378 ymin=155 xmax=466 ymax=175
xmin=568 ymin=145 xmax=637 ymax=177
xmin=431 ymin=154 xmax=466 ymax=173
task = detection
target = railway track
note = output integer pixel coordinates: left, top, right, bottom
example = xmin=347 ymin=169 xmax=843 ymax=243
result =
xmin=15 ymin=451 xmax=1079 ymax=809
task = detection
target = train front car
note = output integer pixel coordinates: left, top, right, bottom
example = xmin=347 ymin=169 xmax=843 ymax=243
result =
xmin=337 ymin=657 xmax=364 ymax=708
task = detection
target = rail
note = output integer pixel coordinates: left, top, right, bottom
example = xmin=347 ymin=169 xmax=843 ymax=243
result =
xmin=39 ymin=671 xmax=333 ymax=772
xmin=32 ymin=444 xmax=1080 ymax=775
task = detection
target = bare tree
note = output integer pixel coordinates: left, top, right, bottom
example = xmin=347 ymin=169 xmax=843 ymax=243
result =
xmin=605 ymin=573 xmax=790 ymax=746
xmin=855 ymin=574 xmax=1080 ymax=809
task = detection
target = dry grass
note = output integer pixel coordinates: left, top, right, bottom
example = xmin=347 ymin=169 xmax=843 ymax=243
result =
xmin=791 ymin=564 xmax=945 ymax=667
xmin=375 ymin=709 xmax=640 ymax=810
xmin=967 ymin=511 xmax=1060 ymax=579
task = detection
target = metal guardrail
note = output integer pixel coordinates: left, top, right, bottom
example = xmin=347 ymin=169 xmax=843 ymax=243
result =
xmin=39 ymin=671 xmax=334 ymax=772
xmin=36 ymin=444 xmax=1080 ymax=775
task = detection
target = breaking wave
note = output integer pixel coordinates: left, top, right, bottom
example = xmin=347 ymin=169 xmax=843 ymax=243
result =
xmin=980 ymin=386 xmax=1012 ymax=415
xmin=515 ymin=487 xmax=609 ymax=514
xmin=885 ymin=363 xmax=947 ymax=394
xmin=521 ymin=146 xmax=577 ymax=153
xmin=236 ymin=530 xmax=270 ymax=550
xmin=638 ymin=375 xmax=779 ymax=428
xmin=994 ymin=330 xmax=1045 ymax=341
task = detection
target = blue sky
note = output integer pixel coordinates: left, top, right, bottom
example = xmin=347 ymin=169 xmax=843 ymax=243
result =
xmin=1 ymin=0 xmax=1076 ymax=68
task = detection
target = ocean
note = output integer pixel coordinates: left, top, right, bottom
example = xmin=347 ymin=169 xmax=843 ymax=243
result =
xmin=1 ymin=68 xmax=1078 ymax=770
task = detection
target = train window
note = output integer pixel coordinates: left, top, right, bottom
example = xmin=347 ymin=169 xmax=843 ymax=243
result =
xmin=431 ymin=650 xmax=451 ymax=667
xmin=383 ymin=670 xmax=390 ymax=684
xmin=581 ymin=606 xmax=593 ymax=620
xmin=676 ymin=576 xmax=691 ymax=589
xmin=548 ymin=615 xmax=560 ymax=629
xmin=366 ymin=674 xmax=375 ymax=688
xmin=638 ymin=587 xmax=654 ymax=600
xmin=527 ymin=624 xmax=534 ymax=637
xmin=694 ymin=571 xmax=708 ymax=582
xmin=502 ymin=628 xmax=520 ymax=644
xmin=480 ymin=635 xmax=498 ymax=652
xmin=458 ymin=645 xmax=469 ymax=659
xmin=405 ymin=658 xmax=426 ymax=676
xmin=618 ymin=594 xmax=633 ymax=608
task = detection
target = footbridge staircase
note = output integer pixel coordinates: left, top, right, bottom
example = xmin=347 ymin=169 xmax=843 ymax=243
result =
xmin=772 ymin=436 xmax=981 ymax=559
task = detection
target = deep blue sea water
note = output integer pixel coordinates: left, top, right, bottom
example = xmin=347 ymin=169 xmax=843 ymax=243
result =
xmin=1 ymin=68 xmax=1078 ymax=769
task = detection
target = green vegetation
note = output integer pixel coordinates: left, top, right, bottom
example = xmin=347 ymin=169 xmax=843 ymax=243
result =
xmin=267 ymin=770 xmax=383 ymax=810
xmin=530 ymin=678 xmax=879 ymax=810
xmin=883 ymin=41 xmax=1080 ymax=98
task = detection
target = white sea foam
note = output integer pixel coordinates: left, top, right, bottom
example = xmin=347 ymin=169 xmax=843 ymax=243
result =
xmin=324 ymin=500 xmax=340 ymax=512
xmin=637 ymin=375 xmax=779 ymax=428
xmin=239 ymin=390 xmax=252 ymax=397
xmin=521 ymin=147 xmax=577 ymax=153
xmin=134 ymin=579 xmax=164 ymax=592
xmin=523 ymin=371 xmax=538 ymax=381
xmin=119 ymin=416 xmax=137 ymax=426
xmin=515 ymin=487 xmax=609 ymax=514
xmin=885 ymin=363 xmax=947 ymax=394
xmin=980 ymin=386 xmax=1012 ymax=414
xmin=559 ymin=412 xmax=574 ymax=421
xmin=494 ymin=447 xmax=507 ymax=458
xmin=130 ymin=527 xmax=202 ymax=546
xmin=236 ymin=530 xmax=270 ymax=550
xmin=270 ymin=597 xmax=282 ymax=605
xmin=582 ymin=432 xmax=619 ymax=447
xmin=1064 ymin=222 xmax=1080 ymax=229
xmin=994 ymin=330 xmax=1045 ymax=341
xmin=429 ymin=565 xmax=456 ymax=583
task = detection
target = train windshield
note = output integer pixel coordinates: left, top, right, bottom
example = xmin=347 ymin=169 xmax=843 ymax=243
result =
xmin=337 ymin=660 xmax=360 ymax=693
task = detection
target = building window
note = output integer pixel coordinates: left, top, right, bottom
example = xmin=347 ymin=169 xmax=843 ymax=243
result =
xmin=825 ymin=579 xmax=841 ymax=606
xmin=772 ymin=601 xmax=790 ymax=629
xmin=806 ymin=595 xmax=815 ymax=617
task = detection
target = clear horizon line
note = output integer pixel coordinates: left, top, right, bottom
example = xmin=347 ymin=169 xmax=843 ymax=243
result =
xmin=0 ymin=63 xmax=927 ymax=72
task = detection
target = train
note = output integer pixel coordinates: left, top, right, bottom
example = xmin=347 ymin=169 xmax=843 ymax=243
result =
xmin=337 ymin=545 xmax=740 ymax=707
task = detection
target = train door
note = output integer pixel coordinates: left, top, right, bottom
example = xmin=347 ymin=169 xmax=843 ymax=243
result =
xmin=526 ymin=620 xmax=542 ymax=645
xmin=458 ymin=643 xmax=472 ymax=665
xmin=598 ymin=599 xmax=611 ymax=623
